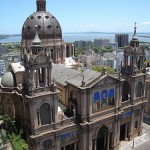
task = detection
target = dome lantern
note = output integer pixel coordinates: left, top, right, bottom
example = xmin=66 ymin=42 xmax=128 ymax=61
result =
xmin=36 ymin=0 xmax=46 ymax=12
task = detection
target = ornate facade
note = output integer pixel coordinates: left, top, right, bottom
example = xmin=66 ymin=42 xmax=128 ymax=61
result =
xmin=0 ymin=1 xmax=147 ymax=150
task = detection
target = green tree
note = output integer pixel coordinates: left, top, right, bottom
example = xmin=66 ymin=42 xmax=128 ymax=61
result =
xmin=92 ymin=66 xmax=115 ymax=74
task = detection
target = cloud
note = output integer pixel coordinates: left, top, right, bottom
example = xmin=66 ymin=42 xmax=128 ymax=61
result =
xmin=141 ymin=22 xmax=150 ymax=25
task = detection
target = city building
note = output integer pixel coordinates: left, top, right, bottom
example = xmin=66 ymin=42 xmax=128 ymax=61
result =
xmin=94 ymin=38 xmax=110 ymax=47
xmin=0 ymin=44 xmax=7 ymax=57
xmin=107 ymin=42 xmax=118 ymax=49
xmin=0 ymin=60 xmax=6 ymax=77
xmin=0 ymin=1 xmax=147 ymax=150
xmin=65 ymin=43 xmax=75 ymax=57
xmin=74 ymin=40 xmax=92 ymax=49
xmin=115 ymin=34 xmax=129 ymax=47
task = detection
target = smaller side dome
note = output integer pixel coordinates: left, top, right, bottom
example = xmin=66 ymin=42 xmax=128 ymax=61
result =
xmin=1 ymin=72 xmax=15 ymax=87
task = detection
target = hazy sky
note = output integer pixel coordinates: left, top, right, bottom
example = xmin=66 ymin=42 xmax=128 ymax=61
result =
xmin=0 ymin=0 xmax=150 ymax=34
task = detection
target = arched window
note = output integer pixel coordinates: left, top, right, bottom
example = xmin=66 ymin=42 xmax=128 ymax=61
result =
xmin=108 ymin=89 xmax=115 ymax=106
xmin=93 ymin=92 xmax=101 ymax=110
xmin=70 ymin=91 xmax=77 ymax=100
xmin=40 ymin=103 xmax=51 ymax=125
xmin=122 ymin=81 xmax=130 ymax=101
xmin=70 ymin=91 xmax=77 ymax=116
xmin=136 ymin=82 xmax=143 ymax=97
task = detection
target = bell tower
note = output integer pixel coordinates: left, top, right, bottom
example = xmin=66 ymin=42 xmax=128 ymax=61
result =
xmin=121 ymin=22 xmax=146 ymax=138
xmin=23 ymin=25 xmax=59 ymax=149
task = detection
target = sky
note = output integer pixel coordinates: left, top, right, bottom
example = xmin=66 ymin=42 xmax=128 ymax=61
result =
xmin=0 ymin=0 xmax=150 ymax=34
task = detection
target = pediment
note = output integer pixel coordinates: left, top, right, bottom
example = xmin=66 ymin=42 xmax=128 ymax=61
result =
xmin=91 ymin=75 xmax=119 ymax=88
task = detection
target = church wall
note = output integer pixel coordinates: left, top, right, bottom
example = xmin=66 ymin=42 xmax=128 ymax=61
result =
xmin=56 ymin=83 xmax=68 ymax=106
xmin=2 ymin=94 xmax=15 ymax=118
xmin=26 ymin=94 xmax=58 ymax=131
xmin=91 ymin=83 xmax=116 ymax=113
xmin=145 ymin=80 xmax=150 ymax=114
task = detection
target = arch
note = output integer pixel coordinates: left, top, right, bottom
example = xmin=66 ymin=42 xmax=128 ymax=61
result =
xmin=96 ymin=125 xmax=110 ymax=150
xmin=93 ymin=92 xmax=101 ymax=110
xmin=70 ymin=90 xmax=77 ymax=100
xmin=122 ymin=81 xmax=130 ymax=101
xmin=108 ymin=88 xmax=115 ymax=106
xmin=40 ymin=103 xmax=51 ymax=125
xmin=70 ymin=90 xmax=78 ymax=116
xmin=101 ymin=90 xmax=107 ymax=108
xmin=94 ymin=92 xmax=100 ymax=102
xmin=136 ymin=82 xmax=143 ymax=97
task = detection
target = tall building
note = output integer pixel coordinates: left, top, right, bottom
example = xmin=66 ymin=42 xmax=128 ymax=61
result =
xmin=107 ymin=42 xmax=118 ymax=49
xmin=74 ymin=40 xmax=92 ymax=49
xmin=0 ymin=2 xmax=147 ymax=150
xmin=115 ymin=34 xmax=129 ymax=47
xmin=94 ymin=38 xmax=110 ymax=47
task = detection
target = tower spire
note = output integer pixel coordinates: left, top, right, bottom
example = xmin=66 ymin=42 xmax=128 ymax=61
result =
xmin=36 ymin=0 xmax=46 ymax=12
xmin=130 ymin=22 xmax=139 ymax=47
xmin=133 ymin=22 xmax=137 ymax=37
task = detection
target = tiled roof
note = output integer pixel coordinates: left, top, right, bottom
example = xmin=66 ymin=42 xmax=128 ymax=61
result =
xmin=66 ymin=69 xmax=101 ymax=88
xmin=52 ymin=64 xmax=80 ymax=86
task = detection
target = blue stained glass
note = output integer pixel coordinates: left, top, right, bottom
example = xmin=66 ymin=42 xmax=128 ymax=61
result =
xmin=101 ymin=90 xmax=108 ymax=99
xmin=109 ymin=89 xmax=115 ymax=98
xmin=94 ymin=92 xmax=100 ymax=102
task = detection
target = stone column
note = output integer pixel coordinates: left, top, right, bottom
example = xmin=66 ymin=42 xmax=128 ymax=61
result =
xmin=37 ymin=109 xmax=41 ymax=126
xmin=63 ymin=147 xmax=66 ymax=150
xmin=72 ymin=44 xmax=75 ymax=57
xmin=36 ymin=69 xmax=40 ymax=87
xmin=94 ymin=139 xmax=97 ymax=150
xmin=48 ymin=67 xmax=51 ymax=86
xmin=55 ymin=134 xmax=60 ymax=150
xmin=45 ymin=67 xmax=48 ymax=87
xmin=117 ymin=120 xmax=120 ymax=142
xmin=81 ymin=89 xmax=87 ymax=122
xmin=104 ymin=134 xmax=107 ymax=148
xmin=107 ymin=133 xmax=110 ymax=150
xmin=125 ymin=123 xmax=128 ymax=140
xmin=88 ymin=127 xmax=93 ymax=150
xmin=74 ymin=143 xmax=77 ymax=150
xmin=87 ymin=90 xmax=92 ymax=122
xmin=64 ymin=44 xmax=66 ymax=58
xmin=79 ymin=129 xmax=87 ymax=150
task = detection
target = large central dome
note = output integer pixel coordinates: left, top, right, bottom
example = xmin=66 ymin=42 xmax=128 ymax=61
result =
xmin=21 ymin=0 xmax=63 ymax=46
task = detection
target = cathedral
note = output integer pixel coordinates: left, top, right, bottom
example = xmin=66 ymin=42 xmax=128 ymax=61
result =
xmin=0 ymin=0 xmax=147 ymax=150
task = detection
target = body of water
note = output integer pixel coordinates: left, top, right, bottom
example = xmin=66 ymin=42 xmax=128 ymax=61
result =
xmin=0 ymin=33 xmax=150 ymax=43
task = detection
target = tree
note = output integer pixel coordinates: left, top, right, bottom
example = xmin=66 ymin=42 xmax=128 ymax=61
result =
xmin=92 ymin=66 xmax=116 ymax=74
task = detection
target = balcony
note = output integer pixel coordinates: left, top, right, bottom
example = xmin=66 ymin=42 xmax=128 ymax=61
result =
xmin=34 ymin=117 xmax=76 ymax=135
xmin=121 ymin=100 xmax=131 ymax=108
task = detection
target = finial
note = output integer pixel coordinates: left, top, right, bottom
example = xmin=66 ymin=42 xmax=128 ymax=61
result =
xmin=102 ymin=66 xmax=106 ymax=75
xmin=36 ymin=0 xmax=46 ymax=12
xmin=134 ymin=22 xmax=137 ymax=36
xmin=81 ymin=75 xmax=85 ymax=87
xmin=32 ymin=25 xmax=41 ymax=45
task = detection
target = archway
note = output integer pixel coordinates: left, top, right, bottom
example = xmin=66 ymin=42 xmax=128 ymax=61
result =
xmin=122 ymin=81 xmax=130 ymax=101
xmin=136 ymin=82 xmax=142 ymax=97
xmin=97 ymin=126 xmax=109 ymax=150
xmin=40 ymin=103 xmax=51 ymax=125
xmin=70 ymin=90 xmax=77 ymax=116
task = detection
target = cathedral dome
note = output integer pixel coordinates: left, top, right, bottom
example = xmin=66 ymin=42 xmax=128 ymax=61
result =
xmin=22 ymin=0 xmax=62 ymax=41
xmin=1 ymin=72 xmax=15 ymax=87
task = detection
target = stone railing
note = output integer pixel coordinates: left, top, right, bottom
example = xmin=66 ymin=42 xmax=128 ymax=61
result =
xmin=34 ymin=117 xmax=76 ymax=135
xmin=92 ymin=108 xmax=115 ymax=120
xmin=134 ymin=96 xmax=145 ymax=104
xmin=121 ymin=100 xmax=131 ymax=108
